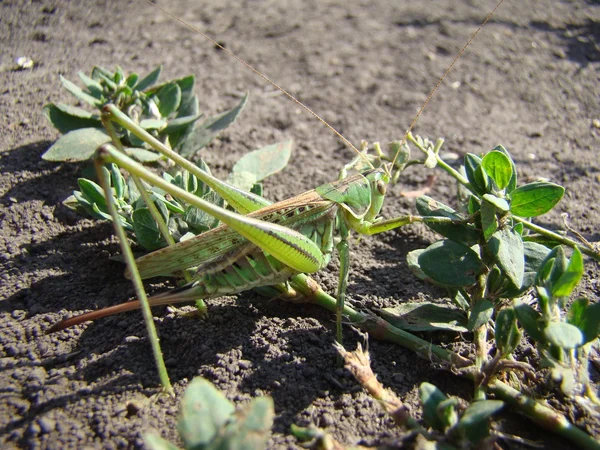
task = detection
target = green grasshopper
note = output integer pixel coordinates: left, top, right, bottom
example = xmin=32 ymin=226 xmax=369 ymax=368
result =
xmin=49 ymin=1 xmax=502 ymax=351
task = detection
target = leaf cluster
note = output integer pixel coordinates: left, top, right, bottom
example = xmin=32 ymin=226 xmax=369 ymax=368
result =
xmin=145 ymin=377 xmax=274 ymax=450
xmin=42 ymin=65 xmax=248 ymax=162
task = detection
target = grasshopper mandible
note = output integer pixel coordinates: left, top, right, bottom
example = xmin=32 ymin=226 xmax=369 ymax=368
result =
xmin=49 ymin=1 xmax=504 ymax=350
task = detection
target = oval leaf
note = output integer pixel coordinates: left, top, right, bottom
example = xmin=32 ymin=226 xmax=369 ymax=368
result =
xmin=514 ymin=301 xmax=544 ymax=343
xmin=552 ymin=247 xmax=583 ymax=298
xmin=43 ymin=103 xmax=102 ymax=134
xmin=418 ymin=240 xmax=484 ymax=287
xmin=42 ymin=128 xmax=111 ymax=162
xmin=419 ymin=383 xmax=449 ymax=432
xmin=492 ymin=145 xmax=518 ymax=193
xmin=458 ymin=400 xmax=504 ymax=443
xmin=482 ymin=151 xmax=513 ymax=190
xmin=495 ymin=308 xmax=521 ymax=356
xmin=510 ymin=182 xmax=564 ymax=217
xmin=488 ymin=227 xmax=524 ymax=289
xmin=232 ymin=140 xmax=293 ymax=183
xmin=468 ymin=299 xmax=494 ymax=331
xmin=178 ymin=378 xmax=235 ymax=449
xmin=156 ymin=82 xmax=181 ymax=117
xmin=416 ymin=196 xmax=479 ymax=246
xmin=544 ymin=322 xmax=583 ymax=349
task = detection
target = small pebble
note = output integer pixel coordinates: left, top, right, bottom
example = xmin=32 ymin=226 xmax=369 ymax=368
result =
xmin=38 ymin=417 xmax=55 ymax=434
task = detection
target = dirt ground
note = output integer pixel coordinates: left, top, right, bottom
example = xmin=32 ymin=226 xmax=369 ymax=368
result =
xmin=1 ymin=0 xmax=599 ymax=448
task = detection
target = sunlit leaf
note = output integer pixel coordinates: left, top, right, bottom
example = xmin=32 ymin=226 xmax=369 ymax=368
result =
xmin=482 ymin=150 xmax=513 ymax=190
xmin=42 ymin=128 xmax=111 ymax=162
xmin=510 ymin=182 xmax=564 ymax=217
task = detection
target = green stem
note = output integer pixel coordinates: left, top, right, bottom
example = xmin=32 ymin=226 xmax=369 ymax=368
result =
xmin=281 ymin=274 xmax=598 ymax=448
xmin=95 ymin=151 xmax=172 ymax=394
xmin=514 ymin=216 xmax=600 ymax=262
xmin=488 ymin=380 xmax=600 ymax=450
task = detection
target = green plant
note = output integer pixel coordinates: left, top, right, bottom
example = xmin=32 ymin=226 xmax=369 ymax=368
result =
xmin=145 ymin=377 xmax=274 ymax=450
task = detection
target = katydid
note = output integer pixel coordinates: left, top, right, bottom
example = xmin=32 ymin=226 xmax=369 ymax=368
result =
xmin=48 ymin=1 xmax=503 ymax=349
xmin=48 ymin=105 xmax=453 ymax=341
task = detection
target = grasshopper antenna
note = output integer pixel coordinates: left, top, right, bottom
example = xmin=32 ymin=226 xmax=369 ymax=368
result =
xmin=143 ymin=0 xmax=371 ymax=167
xmin=391 ymin=0 xmax=505 ymax=169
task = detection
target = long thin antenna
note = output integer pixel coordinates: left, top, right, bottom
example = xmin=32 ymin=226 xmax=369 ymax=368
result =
xmin=391 ymin=0 xmax=505 ymax=168
xmin=144 ymin=0 xmax=504 ymax=171
xmin=143 ymin=0 xmax=366 ymax=162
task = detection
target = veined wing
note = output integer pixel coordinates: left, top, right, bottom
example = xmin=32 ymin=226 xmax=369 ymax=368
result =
xmin=133 ymin=188 xmax=335 ymax=280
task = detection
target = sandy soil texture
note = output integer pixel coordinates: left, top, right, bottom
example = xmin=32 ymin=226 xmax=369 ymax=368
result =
xmin=1 ymin=0 xmax=599 ymax=448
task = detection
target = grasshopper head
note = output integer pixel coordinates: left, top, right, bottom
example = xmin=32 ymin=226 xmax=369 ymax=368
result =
xmin=362 ymin=168 xmax=390 ymax=222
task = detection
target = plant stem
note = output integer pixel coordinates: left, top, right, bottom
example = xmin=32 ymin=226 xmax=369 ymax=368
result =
xmin=514 ymin=216 xmax=600 ymax=261
xmin=488 ymin=380 xmax=600 ymax=450
xmin=96 ymin=147 xmax=173 ymax=395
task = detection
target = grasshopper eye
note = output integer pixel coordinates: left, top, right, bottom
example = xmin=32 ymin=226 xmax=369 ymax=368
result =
xmin=376 ymin=180 xmax=386 ymax=195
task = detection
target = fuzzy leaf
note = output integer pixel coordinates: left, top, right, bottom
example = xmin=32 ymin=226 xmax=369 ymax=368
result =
xmin=179 ymin=93 xmax=249 ymax=157
xmin=156 ymin=82 xmax=181 ymax=117
xmin=510 ymin=182 xmax=564 ymax=217
xmin=135 ymin=65 xmax=162 ymax=91
xmin=579 ymin=303 xmax=600 ymax=344
xmin=492 ymin=145 xmax=517 ymax=193
xmin=544 ymin=322 xmax=584 ymax=349
xmin=60 ymin=75 xmax=102 ymax=107
xmin=220 ymin=396 xmax=274 ymax=450
xmin=42 ymin=128 xmax=111 ymax=162
xmin=231 ymin=140 xmax=293 ymax=183
xmin=480 ymin=198 xmax=498 ymax=241
xmin=178 ymin=378 xmax=235 ymax=450
xmin=43 ymin=103 xmax=102 ymax=134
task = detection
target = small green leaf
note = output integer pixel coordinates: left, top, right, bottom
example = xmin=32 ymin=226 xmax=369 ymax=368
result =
xmin=480 ymin=199 xmax=498 ymax=241
xmin=579 ymin=303 xmax=600 ymax=344
xmin=379 ymin=302 xmax=468 ymax=333
xmin=458 ymin=400 xmax=504 ymax=443
xmin=220 ymin=396 xmax=274 ymax=450
xmin=231 ymin=140 xmax=293 ymax=183
xmin=464 ymin=153 xmax=489 ymax=196
xmin=510 ymin=182 xmax=564 ymax=217
xmin=514 ymin=301 xmax=544 ymax=343
xmin=125 ymin=72 xmax=139 ymax=88
xmin=415 ymin=196 xmax=479 ymax=246
xmin=163 ymin=113 xmax=204 ymax=135
xmin=418 ymin=240 xmax=484 ymax=287
xmin=482 ymin=150 xmax=513 ymax=190
xmin=42 ymin=128 xmax=111 ymax=162
xmin=60 ymin=75 xmax=102 ymax=107
xmin=567 ymin=297 xmax=588 ymax=328
xmin=77 ymin=71 xmax=104 ymax=99
xmin=492 ymin=145 xmax=517 ymax=193
xmin=552 ymin=247 xmax=583 ymax=297
xmin=155 ymin=82 xmax=181 ymax=117
xmin=178 ymin=378 xmax=235 ymax=450
xmin=488 ymin=227 xmax=524 ymax=289
xmin=419 ymin=383 xmax=449 ymax=431
xmin=468 ymin=299 xmax=494 ymax=331
xmin=78 ymin=178 xmax=107 ymax=210
xmin=482 ymin=193 xmax=509 ymax=212
xmin=42 ymin=103 xmax=102 ymax=134
xmin=132 ymin=208 xmax=166 ymax=251
xmin=124 ymin=147 xmax=162 ymax=163
xmin=139 ymin=118 xmax=167 ymax=130
xmin=544 ymin=322 xmax=584 ymax=349
xmin=135 ymin=65 xmax=162 ymax=91
xmin=180 ymin=93 xmax=249 ymax=157
xmin=495 ymin=308 xmax=521 ymax=356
